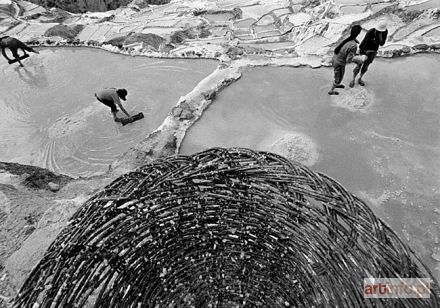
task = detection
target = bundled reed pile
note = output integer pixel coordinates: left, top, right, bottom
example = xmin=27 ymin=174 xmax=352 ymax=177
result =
xmin=14 ymin=148 xmax=439 ymax=307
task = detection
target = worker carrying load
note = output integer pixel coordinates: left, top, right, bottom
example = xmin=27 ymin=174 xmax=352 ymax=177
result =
xmin=328 ymin=25 xmax=366 ymax=95
xmin=0 ymin=36 xmax=39 ymax=67
xmin=95 ymin=88 xmax=143 ymax=125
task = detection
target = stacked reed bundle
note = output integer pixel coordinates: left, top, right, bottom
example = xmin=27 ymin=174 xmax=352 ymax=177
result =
xmin=14 ymin=148 xmax=439 ymax=307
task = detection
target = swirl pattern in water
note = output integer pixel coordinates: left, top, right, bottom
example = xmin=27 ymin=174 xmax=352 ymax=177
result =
xmin=0 ymin=48 xmax=216 ymax=177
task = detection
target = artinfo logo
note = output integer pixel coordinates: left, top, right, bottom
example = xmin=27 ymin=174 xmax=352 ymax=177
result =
xmin=363 ymin=278 xmax=431 ymax=299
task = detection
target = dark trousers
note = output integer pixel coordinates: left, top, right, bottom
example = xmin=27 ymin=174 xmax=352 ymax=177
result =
xmin=354 ymin=51 xmax=376 ymax=76
xmin=333 ymin=62 xmax=345 ymax=85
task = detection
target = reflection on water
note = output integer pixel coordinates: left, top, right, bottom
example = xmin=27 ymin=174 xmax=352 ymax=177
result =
xmin=181 ymin=55 xmax=440 ymax=280
xmin=0 ymin=48 xmax=217 ymax=177
xmin=14 ymin=64 xmax=49 ymax=89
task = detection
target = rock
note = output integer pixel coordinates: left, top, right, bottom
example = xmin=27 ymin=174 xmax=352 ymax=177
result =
xmin=48 ymin=182 xmax=60 ymax=192
xmin=171 ymin=103 xmax=195 ymax=120
xmin=86 ymin=40 xmax=100 ymax=46
xmin=180 ymin=109 xmax=194 ymax=120
xmin=171 ymin=106 xmax=183 ymax=118
xmin=24 ymin=226 xmax=36 ymax=235
xmin=413 ymin=44 xmax=429 ymax=51
xmin=402 ymin=46 xmax=411 ymax=54
xmin=25 ymin=39 xmax=40 ymax=45
xmin=392 ymin=49 xmax=403 ymax=57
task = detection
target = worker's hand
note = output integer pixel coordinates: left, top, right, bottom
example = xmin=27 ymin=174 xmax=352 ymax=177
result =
xmin=360 ymin=55 xmax=367 ymax=62
xmin=352 ymin=55 xmax=363 ymax=64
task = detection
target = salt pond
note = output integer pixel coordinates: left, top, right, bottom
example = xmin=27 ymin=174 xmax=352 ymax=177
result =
xmin=0 ymin=48 xmax=217 ymax=177
xmin=181 ymin=55 xmax=440 ymax=279
xmin=406 ymin=0 xmax=440 ymax=11
xmin=0 ymin=46 xmax=438 ymax=279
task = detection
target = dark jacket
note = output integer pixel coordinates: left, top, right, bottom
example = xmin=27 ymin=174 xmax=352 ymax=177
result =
xmin=359 ymin=28 xmax=387 ymax=54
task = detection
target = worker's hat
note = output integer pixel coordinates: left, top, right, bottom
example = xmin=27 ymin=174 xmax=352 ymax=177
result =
xmin=117 ymin=89 xmax=128 ymax=101
xmin=376 ymin=20 xmax=387 ymax=32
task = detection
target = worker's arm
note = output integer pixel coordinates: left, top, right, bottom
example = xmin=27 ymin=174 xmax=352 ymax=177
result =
xmin=118 ymin=102 xmax=130 ymax=117
xmin=111 ymin=92 xmax=130 ymax=117
xmin=378 ymin=30 xmax=388 ymax=46
xmin=346 ymin=45 xmax=358 ymax=63
xmin=359 ymin=29 xmax=374 ymax=53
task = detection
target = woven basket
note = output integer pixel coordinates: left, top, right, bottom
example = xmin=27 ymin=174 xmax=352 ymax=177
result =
xmin=14 ymin=148 xmax=439 ymax=307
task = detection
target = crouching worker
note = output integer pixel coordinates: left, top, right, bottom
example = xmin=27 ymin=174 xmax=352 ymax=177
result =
xmin=95 ymin=88 xmax=130 ymax=122
xmin=328 ymin=25 xmax=363 ymax=95
xmin=0 ymin=36 xmax=39 ymax=67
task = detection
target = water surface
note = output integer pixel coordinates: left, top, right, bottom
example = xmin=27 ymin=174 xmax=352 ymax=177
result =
xmin=181 ymin=55 xmax=440 ymax=280
xmin=0 ymin=48 xmax=217 ymax=177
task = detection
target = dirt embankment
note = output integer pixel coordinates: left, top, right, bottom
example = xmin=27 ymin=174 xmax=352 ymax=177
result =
xmin=0 ymin=162 xmax=72 ymax=191
xmin=0 ymin=162 xmax=110 ymax=306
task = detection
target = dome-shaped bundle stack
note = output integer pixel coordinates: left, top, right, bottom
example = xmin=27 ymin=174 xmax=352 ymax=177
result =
xmin=14 ymin=148 xmax=439 ymax=307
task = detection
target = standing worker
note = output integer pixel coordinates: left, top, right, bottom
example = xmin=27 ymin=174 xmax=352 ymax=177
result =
xmin=95 ymin=88 xmax=130 ymax=122
xmin=0 ymin=36 xmax=39 ymax=67
xmin=328 ymin=25 xmax=364 ymax=95
xmin=350 ymin=21 xmax=388 ymax=87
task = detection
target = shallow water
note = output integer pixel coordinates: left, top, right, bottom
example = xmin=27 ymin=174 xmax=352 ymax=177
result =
xmin=0 ymin=48 xmax=216 ymax=177
xmin=181 ymin=55 xmax=440 ymax=280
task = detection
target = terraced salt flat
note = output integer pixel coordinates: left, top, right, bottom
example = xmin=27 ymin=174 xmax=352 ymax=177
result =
xmin=407 ymin=0 xmax=440 ymax=10
xmin=0 ymin=47 xmax=217 ymax=177
xmin=181 ymin=55 xmax=440 ymax=280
